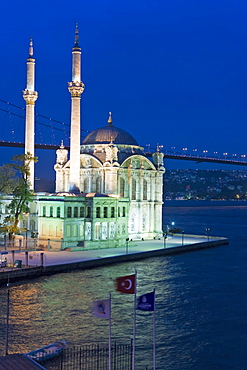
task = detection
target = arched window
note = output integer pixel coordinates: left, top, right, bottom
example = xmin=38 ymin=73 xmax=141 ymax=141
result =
xmin=132 ymin=179 xmax=136 ymax=200
xmin=84 ymin=178 xmax=88 ymax=193
xmin=74 ymin=207 xmax=78 ymax=218
xmin=96 ymin=177 xmax=101 ymax=193
xmin=42 ymin=206 xmax=46 ymax=217
xmin=96 ymin=207 xmax=101 ymax=218
xmin=119 ymin=178 xmax=125 ymax=197
xmin=86 ymin=207 xmax=91 ymax=218
xmin=95 ymin=223 xmax=100 ymax=240
xmin=57 ymin=207 xmax=61 ymax=218
xmin=80 ymin=207 xmax=85 ymax=217
xmin=143 ymin=179 xmax=147 ymax=200
xmin=67 ymin=206 xmax=72 ymax=218
xmin=50 ymin=207 xmax=53 ymax=217
xmin=103 ymin=207 xmax=108 ymax=218
xmin=42 ymin=225 xmax=46 ymax=235
xmin=67 ymin=225 xmax=71 ymax=237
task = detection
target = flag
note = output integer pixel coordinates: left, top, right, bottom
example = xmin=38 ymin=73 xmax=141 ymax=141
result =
xmin=116 ymin=274 xmax=136 ymax=294
xmin=92 ymin=298 xmax=110 ymax=319
xmin=137 ymin=291 xmax=155 ymax=311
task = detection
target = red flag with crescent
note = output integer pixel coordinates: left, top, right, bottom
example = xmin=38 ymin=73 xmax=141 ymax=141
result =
xmin=116 ymin=274 xmax=136 ymax=294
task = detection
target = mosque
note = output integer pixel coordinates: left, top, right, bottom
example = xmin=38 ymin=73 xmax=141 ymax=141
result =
xmin=7 ymin=27 xmax=165 ymax=251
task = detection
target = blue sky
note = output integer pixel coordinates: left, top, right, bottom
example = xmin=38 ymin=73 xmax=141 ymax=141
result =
xmin=1 ymin=0 xmax=247 ymax=178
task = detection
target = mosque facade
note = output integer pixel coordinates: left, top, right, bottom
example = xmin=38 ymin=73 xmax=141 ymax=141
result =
xmin=51 ymin=113 xmax=165 ymax=247
xmin=3 ymin=27 xmax=165 ymax=251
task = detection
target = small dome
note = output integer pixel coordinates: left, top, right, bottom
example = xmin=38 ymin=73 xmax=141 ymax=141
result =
xmin=83 ymin=122 xmax=139 ymax=146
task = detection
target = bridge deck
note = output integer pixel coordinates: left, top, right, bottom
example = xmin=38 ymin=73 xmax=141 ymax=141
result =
xmin=0 ymin=140 xmax=246 ymax=166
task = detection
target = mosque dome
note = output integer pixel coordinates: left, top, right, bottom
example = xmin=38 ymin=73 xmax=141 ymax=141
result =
xmin=83 ymin=113 xmax=139 ymax=146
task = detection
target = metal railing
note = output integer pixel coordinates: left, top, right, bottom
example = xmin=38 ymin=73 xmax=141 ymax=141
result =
xmin=34 ymin=342 xmax=132 ymax=370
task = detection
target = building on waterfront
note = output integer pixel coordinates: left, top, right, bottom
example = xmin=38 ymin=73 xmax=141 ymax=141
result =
xmin=1 ymin=26 xmax=165 ymax=251
xmin=52 ymin=111 xmax=165 ymax=244
xmin=37 ymin=192 xmax=129 ymax=249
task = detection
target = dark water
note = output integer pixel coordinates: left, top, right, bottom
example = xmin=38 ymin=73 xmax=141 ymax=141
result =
xmin=0 ymin=201 xmax=247 ymax=369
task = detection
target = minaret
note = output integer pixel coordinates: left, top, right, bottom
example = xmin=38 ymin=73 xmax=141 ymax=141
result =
xmin=23 ymin=38 xmax=38 ymax=190
xmin=68 ymin=24 xmax=85 ymax=192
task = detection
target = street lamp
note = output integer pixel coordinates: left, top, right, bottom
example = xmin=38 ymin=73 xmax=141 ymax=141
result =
xmin=23 ymin=210 xmax=29 ymax=249
xmin=163 ymin=232 xmax=167 ymax=248
xmin=25 ymin=212 xmax=29 ymax=249
xmin=35 ymin=232 xmax=39 ymax=250
xmin=182 ymin=231 xmax=184 ymax=245
xmin=25 ymin=227 xmax=29 ymax=249
xmin=206 ymin=228 xmax=210 ymax=242
xmin=170 ymin=221 xmax=175 ymax=235
xmin=126 ymin=238 xmax=129 ymax=254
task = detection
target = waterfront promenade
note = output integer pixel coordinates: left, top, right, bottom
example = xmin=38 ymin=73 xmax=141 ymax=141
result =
xmin=0 ymin=234 xmax=228 ymax=286
xmin=4 ymin=234 xmax=215 ymax=266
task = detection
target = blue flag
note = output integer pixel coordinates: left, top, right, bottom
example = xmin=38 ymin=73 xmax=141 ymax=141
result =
xmin=137 ymin=291 xmax=155 ymax=311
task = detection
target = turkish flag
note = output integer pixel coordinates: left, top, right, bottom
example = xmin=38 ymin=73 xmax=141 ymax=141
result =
xmin=116 ymin=274 xmax=136 ymax=294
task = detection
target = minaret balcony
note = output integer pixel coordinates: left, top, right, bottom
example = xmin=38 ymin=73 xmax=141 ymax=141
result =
xmin=68 ymin=81 xmax=84 ymax=97
xmin=23 ymin=90 xmax=38 ymax=104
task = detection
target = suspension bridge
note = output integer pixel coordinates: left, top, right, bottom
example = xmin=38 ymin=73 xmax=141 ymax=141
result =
xmin=1 ymin=98 xmax=247 ymax=167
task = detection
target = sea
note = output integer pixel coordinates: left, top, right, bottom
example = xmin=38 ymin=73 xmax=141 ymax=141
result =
xmin=0 ymin=200 xmax=247 ymax=370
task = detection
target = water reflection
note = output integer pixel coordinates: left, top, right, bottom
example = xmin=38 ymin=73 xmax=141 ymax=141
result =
xmin=0 ymin=202 xmax=247 ymax=369
xmin=0 ymin=260 xmax=174 ymax=360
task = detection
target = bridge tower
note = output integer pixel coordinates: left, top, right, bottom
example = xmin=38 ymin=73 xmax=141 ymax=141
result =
xmin=23 ymin=38 xmax=38 ymax=190
xmin=68 ymin=24 xmax=85 ymax=192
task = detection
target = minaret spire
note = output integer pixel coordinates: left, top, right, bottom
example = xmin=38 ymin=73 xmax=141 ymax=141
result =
xmin=74 ymin=23 xmax=79 ymax=46
xmin=23 ymin=37 xmax=38 ymax=190
xmin=68 ymin=24 xmax=85 ymax=192
xmin=29 ymin=37 xmax=33 ymax=57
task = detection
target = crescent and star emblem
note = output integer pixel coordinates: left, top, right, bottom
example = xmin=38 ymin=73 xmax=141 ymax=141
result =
xmin=121 ymin=278 xmax=132 ymax=290
xmin=97 ymin=302 xmax=106 ymax=315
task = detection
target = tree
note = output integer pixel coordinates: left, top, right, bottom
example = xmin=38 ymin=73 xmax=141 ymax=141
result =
xmin=0 ymin=164 xmax=16 ymax=193
xmin=0 ymin=153 xmax=38 ymax=240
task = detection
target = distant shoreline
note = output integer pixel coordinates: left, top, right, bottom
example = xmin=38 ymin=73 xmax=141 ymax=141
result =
xmin=164 ymin=199 xmax=247 ymax=202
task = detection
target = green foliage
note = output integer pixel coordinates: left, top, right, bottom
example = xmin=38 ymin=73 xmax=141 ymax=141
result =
xmin=0 ymin=153 xmax=38 ymax=239
xmin=0 ymin=164 xmax=16 ymax=194
xmin=11 ymin=152 xmax=38 ymax=182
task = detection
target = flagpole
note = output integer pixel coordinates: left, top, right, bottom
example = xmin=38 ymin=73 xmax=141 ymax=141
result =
xmin=109 ymin=292 xmax=112 ymax=370
xmin=5 ymin=282 xmax=10 ymax=356
xmin=153 ymin=289 xmax=156 ymax=370
xmin=132 ymin=270 xmax=137 ymax=370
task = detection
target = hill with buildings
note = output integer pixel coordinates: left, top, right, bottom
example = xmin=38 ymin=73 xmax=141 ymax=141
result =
xmin=164 ymin=169 xmax=247 ymax=201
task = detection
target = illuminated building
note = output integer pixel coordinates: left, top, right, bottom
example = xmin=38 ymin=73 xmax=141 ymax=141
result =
xmin=1 ymin=26 xmax=165 ymax=250
xmin=37 ymin=193 xmax=129 ymax=249
xmin=51 ymin=27 xmax=165 ymax=246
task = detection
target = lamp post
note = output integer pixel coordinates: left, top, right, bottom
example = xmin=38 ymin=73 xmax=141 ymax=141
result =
xmin=206 ymin=228 xmax=210 ymax=242
xmin=126 ymin=238 xmax=129 ymax=254
xmin=170 ymin=221 xmax=175 ymax=236
xmin=4 ymin=234 xmax=7 ymax=251
xmin=182 ymin=231 xmax=184 ymax=245
xmin=35 ymin=232 xmax=39 ymax=250
xmin=163 ymin=232 xmax=167 ymax=248
xmin=23 ymin=210 xmax=29 ymax=249
xmin=25 ymin=227 xmax=30 ymax=250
